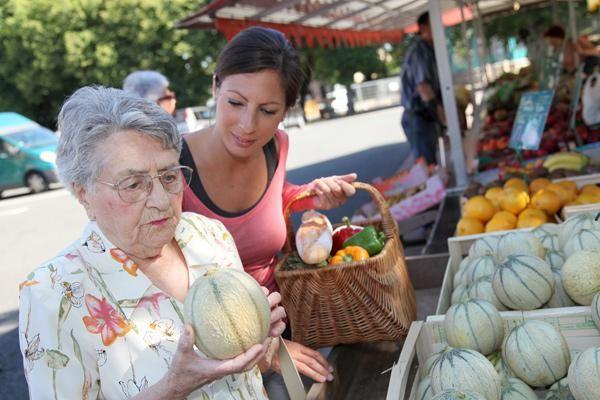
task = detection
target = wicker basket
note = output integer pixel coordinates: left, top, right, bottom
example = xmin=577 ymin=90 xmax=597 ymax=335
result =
xmin=274 ymin=182 xmax=417 ymax=349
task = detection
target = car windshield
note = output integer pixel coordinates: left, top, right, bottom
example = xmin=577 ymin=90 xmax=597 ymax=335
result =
xmin=5 ymin=127 xmax=58 ymax=148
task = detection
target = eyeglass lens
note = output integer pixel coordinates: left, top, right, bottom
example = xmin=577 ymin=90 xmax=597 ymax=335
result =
xmin=117 ymin=167 xmax=191 ymax=202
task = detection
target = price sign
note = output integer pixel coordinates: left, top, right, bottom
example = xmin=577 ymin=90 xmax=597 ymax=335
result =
xmin=509 ymin=90 xmax=555 ymax=150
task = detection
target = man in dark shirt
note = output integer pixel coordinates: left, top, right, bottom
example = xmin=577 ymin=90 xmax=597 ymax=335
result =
xmin=400 ymin=12 xmax=446 ymax=164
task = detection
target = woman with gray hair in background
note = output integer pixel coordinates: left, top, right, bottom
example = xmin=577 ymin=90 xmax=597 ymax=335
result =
xmin=18 ymin=85 xmax=286 ymax=399
xmin=123 ymin=70 xmax=177 ymax=116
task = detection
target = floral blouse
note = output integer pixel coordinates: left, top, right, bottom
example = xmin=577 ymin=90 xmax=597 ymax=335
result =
xmin=19 ymin=212 xmax=268 ymax=400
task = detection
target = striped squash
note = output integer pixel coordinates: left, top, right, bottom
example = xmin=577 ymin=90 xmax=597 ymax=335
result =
xmin=502 ymin=320 xmax=570 ymax=387
xmin=454 ymin=258 xmax=475 ymax=287
xmin=544 ymin=377 xmax=575 ymax=400
xmin=500 ymin=377 xmax=538 ymax=400
xmin=444 ymin=299 xmax=503 ymax=355
xmin=545 ymin=270 xmax=576 ymax=308
xmin=545 ymin=250 xmax=566 ymax=272
xmin=431 ymin=390 xmax=486 ymax=400
xmin=567 ymin=347 xmax=600 ymax=400
xmin=558 ymin=213 xmax=600 ymax=248
xmin=592 ymin=292 xmax=600 ymax=331
xmin=496 ymin=232 xmax=545 ymax=261
xmin=421 ymin=348 xmax=446 ymax=378
xmin=462 ymin=256 xmax=498 ymax=284
xmin=467 ymin=276 xmax=507 ymax=311
xmin=468 ymin=236 xmax=501 ymax=259
xmin=416 ymin=376 xmax=434 ymax=400
xmin=492 ymin=254 xmax=554 ymax=310
xmin=430 ymin=347 xmax=501 ymax=400
xmin=563 ymin=229 xmax=600 ymax=257
xmin=183 ymin=268 xmax=270 ymax=360
xmin=561 ymin=250 xmax=600 ymax=305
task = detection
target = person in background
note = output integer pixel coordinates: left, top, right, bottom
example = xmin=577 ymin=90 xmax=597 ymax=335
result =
xmin=400 ymin=11 xmax=446 ymax=165
xmin=123 ymin=70 xmax=177 ymax=116
xmin=179 ymin=26 xmax=356 ymax=398
xmin=19 ymin=86 xmax=286 ymax=399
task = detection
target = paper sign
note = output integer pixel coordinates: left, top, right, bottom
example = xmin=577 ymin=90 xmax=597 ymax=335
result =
xmin=509 ymin=90 xmax=555 ymax=150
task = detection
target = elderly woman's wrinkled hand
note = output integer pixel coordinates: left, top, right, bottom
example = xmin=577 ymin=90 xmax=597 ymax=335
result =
xmin=310 ymin=173 xmax=357 ymax=210
xmin=160 ymin=325 xmax=269 ymax=400
xmin=264 ymin=288 xmax=286 ymax=338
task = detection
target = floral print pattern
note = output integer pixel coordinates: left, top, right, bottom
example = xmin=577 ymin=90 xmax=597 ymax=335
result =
xmin=19 ymin=212 xmax=266 ymax=400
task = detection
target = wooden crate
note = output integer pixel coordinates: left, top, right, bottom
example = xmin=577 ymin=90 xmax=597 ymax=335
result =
xmin=386 ymin=307 xmax=599 ymax=400
xmin=562 ymin=202 xmax=600 ymax=220
xmin=553 ymin=173 xmax=600 ymax=188
xmin=436 ymin=228 xmax=531 ymax=315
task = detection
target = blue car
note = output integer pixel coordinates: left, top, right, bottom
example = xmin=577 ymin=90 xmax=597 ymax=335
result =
xmin=0 ymin=112 xmax=59 ymax=196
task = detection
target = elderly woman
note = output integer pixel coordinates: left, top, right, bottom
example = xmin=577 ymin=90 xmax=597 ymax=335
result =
xmin=18 ymin=86 xmax=286 ymax=399
xmin=123 ymin=70 xmax=177 ymax=116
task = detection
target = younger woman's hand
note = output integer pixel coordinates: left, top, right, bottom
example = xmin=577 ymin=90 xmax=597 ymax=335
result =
xmin=310 ymin=173 xmax=357 ymax=210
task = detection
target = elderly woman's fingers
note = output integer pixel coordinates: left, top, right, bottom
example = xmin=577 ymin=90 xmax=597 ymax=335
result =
xmin=269 ymin=320 xmax=286 ymax=338
xmin=216 ymin=343 xmax=265 ymax=375
xmin=177 ymin=325 xmax=195 ymax=353
xmin=270 ymin=305 xmax=286 ymax=324
xmin=267 ymin=291 xmax=282 ymax=309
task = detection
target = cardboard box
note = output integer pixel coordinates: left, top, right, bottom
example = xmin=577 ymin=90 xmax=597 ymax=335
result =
xmin=386 ymin=307 xmax=599 ymax=400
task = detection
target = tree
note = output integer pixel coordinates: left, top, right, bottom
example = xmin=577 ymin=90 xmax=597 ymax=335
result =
xmin=0 ymin=0 xmax=223 ymax=128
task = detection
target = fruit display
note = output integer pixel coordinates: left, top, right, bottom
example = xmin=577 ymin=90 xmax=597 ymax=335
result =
xmin=543 ymin=152 xmax=589 ymax=173
xmin=444 ymin=299 xmax=503 ymax=355
xmin=477 ymin=69 xmax=600 ymax=172
xmin=449 ymin=213 xmax=600 ymax=313
xmin=458 ymin=176 xmax=600 ymax=236
xmin=282 ymin=212 xmax=385 ymax=270
xmin=183 ymin=268 xmax=270 ymax=360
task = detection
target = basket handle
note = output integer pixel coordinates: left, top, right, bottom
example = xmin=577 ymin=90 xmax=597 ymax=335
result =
xmin=282 ymin=182 xmax=399 ymax=252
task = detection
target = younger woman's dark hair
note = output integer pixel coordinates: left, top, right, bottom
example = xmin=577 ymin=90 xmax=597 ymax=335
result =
xmin=214 ymin=26 xmax=304 ymax=108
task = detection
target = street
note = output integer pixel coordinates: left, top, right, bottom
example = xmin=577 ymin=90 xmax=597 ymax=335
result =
xmin=0 ymin=106 xmax=408 ymax=398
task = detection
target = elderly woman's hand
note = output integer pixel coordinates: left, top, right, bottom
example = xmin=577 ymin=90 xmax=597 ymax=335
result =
xmin=310 ymin=173 xmax=357 ymax=210
xmin=147 ymin=325 xmax=270 ymax=400
xmin=265 ymin=289 xmax=286 ymax=338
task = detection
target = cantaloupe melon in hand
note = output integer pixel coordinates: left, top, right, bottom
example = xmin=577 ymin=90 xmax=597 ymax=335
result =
xmin=183 ymin=268 xmax=270 ymax=360
xmin=502 ymin=320 xmax=570 ymax=387
xmin=561 ymin=250 xmax=600 ymax=305
xmin=568 ymin=347 xmax=600 ymax=400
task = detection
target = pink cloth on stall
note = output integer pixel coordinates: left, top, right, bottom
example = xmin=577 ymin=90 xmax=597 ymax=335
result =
xmin=182 ymin=130 xmax=315 ymax=293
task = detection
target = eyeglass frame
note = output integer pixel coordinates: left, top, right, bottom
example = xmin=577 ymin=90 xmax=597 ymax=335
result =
xmin=97 ymin=165 xmax=193 ymax=203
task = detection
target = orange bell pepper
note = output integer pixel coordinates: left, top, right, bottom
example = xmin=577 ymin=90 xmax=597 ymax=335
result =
xmin=329 ymin=246 xmax=370 ymax=265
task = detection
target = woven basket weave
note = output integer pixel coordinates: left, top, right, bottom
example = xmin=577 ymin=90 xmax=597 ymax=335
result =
xmin=274 ymin=182 xmax=417 ymax=349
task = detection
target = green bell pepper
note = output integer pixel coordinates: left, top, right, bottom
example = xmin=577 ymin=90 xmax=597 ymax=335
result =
xmin=342 ymin=226 xmax=385 ymax=256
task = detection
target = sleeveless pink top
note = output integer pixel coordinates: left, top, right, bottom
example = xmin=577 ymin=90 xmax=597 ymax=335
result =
xmin=182 ymin=130 xmax=314 ymax=292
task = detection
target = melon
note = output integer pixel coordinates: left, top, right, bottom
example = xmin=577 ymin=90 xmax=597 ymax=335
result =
xmin=502 ymin=320 xmax=570 ymax=387
xmin=421 ymin=348 xmax=446 ymax=378
xmin=466 ymin=276 xmax=507 ymax=311
xmin=532 ymin=224 xmax=560 ymax=251
xmin=561 ymin=250 xmax=600 ymax=305
xmin=545 ymin=250 xmax=566 ymax=272
xmin=462 ymin=256 xmax=498 ymax=284
xmin=591 ymin=291 xmax=600 ymax=331
xmin=451 ymin=283 xmax=469 ymax=305
xmin=183 ymin=268 xmax=270 ymax=360
xmin=416 ymin=376 xmax=434 ymax=400
xmin=563 ymin=229 xmax=600 ymax=257
xmin=558 ymin=213 xmax=600 ymax=248
xmin=545 ymin=271 xmax=576 ymax=308
xmin=468 ymin=236 xmax=501 ymax=259
xmin=567 ymin=347 xmax=600 ymax=400
xmin=496 ymin=232 xmax=545 ymax=261
xmin=500 ymin=377 xmax=538 ymax=400
xmin=444 ymin=299 xmax=503 ymax=355
xmin=454 ymin=259 xmax=473 ymax=288
xmin=430 ymin=347 xmax=501 ymax=400
xmin=487 ymin=351 xmax=514 ymax=381
xmin=545 ymin=377 xmax=575 ymax=400
xmin=492 ymin=254 xmax=554 ymax=310
xmin=431 ymin=390 xmax=486 ymax=400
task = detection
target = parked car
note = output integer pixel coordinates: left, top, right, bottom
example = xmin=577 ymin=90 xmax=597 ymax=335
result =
xmin=175 ymin=106 xmax=213 ymax=134
xmin=0 ymin=112 xmax=59 ymax=197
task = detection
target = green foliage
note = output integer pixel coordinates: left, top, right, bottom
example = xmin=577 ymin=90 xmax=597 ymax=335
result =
xmin=0 ymin=0 xmax=223 ymax=127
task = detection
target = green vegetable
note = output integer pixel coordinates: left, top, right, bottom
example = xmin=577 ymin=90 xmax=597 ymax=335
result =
xmin=342 ymin=226 xmax=385 ymax=256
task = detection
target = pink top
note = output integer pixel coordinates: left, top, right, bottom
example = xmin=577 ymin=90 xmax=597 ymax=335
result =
xmin=182 ymin=130 xmax=315 ymax=292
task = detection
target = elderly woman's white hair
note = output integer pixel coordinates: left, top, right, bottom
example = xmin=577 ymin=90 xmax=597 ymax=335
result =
xmin=56 ymin=86 xmax=180 ymax=192
xmin=123 ymin=70 xmax=170 ymax=102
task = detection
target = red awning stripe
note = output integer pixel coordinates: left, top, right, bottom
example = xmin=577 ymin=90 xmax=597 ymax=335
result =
xmin=214 ymin=18 xmax=404 ymax=47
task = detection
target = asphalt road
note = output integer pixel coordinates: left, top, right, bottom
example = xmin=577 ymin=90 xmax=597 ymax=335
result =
xmin=0 ymin=106 xmax=409 ymax=398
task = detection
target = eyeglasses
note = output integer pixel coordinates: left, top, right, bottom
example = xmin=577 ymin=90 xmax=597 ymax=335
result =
xmin=157 ymin=90 xmax=176 ymax=102
xmin=97 ymin=166 xmax=193 ymax=203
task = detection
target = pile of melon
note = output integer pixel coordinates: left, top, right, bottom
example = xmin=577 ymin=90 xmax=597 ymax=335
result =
xmin=416 ymin=298 xmax=600 ymax=399
xmin=451 ymin=213 xmax=600 ymax=312
xmin=457 ymin=178 xmax=600 ymax=236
